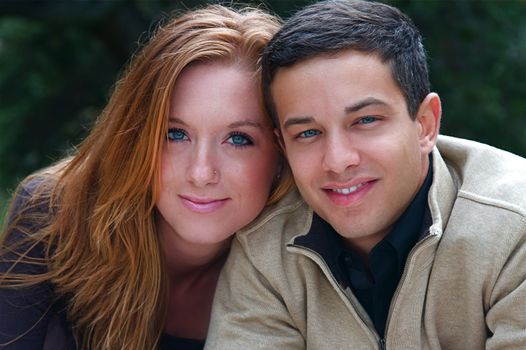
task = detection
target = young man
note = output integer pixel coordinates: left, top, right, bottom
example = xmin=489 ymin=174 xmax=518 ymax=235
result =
xmin=205 ymin=1 xmax=526 ymax=349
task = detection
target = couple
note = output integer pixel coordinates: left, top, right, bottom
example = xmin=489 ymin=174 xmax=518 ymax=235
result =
xmin=1 ymin=1 xmax=525 ymax=349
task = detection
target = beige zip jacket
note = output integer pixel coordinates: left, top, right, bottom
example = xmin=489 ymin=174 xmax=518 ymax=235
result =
xmin=205 ymin=136 xmax=526 ymax=350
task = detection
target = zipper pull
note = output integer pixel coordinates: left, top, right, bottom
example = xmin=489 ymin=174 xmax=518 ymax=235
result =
xmin=379 ymin=338 xmax=386 ymax=350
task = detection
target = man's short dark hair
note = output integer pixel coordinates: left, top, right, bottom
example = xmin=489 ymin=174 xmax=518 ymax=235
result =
xmin=262 ymin=0 xmax=430 ymax=125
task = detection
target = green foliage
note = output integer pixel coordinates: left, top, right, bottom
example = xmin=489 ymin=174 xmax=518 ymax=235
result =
xmin=0 ymin=0 xmax=525 ymax=207
xmin=0 ymin=17 xmax=118 ymax=191
xmin=395 ymin=0 xmax=526 ymax=156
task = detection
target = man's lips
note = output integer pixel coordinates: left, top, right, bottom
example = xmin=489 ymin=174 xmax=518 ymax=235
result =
xmin=179 ymin=195 xmax=229 ymax=213
xmin=330 ymin=182 xmax=367 ymax=195
xmin=323 ymin=179 xmax=377 ymax=205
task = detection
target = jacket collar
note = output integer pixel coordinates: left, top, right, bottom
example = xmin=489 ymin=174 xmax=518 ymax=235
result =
xmin=428 ymin=138 xmax=458 ymax=236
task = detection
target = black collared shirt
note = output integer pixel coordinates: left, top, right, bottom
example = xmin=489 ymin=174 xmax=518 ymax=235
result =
xmin=328 ymin=161 xmax=433 ymax=336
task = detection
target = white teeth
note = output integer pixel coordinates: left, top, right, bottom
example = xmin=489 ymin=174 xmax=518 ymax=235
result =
xmin=332 ymin=183 xmax=364 ymax=195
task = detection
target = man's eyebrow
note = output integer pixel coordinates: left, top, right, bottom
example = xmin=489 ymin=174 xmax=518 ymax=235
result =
xmin=283 ymin=116 xmax=315 ymax=129
xmin=344 ymin=97 xmax=388 ymax=113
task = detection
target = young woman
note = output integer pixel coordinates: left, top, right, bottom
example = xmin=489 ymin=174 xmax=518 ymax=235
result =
xmin=0 ymin=5 xmax=291 ymax=350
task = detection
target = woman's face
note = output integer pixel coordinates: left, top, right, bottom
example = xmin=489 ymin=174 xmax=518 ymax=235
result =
xmin=156 ymin=62 xmax=279 ymax=248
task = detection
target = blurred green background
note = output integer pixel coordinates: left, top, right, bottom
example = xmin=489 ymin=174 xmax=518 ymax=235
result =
xmin=1 ymin=0 xmax=525 ymax=217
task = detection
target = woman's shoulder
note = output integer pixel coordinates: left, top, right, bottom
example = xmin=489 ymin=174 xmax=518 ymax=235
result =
xmin=0 ymin=165 xmax=73 ymax=349
xmin=1 ymin=166 xmax=63 ymax=260
xmin=5 ymin=162 xmax=67 ymax=226
xmin=1 ymin=174 xmax=55 ymax=269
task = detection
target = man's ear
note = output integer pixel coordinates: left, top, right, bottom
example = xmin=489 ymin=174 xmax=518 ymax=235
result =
xmin=416 ymin=92 xmax=441 ymax=154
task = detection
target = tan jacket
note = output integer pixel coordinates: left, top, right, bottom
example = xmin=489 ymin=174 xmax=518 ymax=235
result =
xmin=205 ymin=136 xmax=526 ymax=350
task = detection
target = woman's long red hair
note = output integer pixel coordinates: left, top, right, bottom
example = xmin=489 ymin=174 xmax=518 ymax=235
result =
xmin=1 ymin=5 xmax=291 ymax=349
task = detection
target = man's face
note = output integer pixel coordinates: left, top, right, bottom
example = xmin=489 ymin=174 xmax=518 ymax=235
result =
xmin=271 ymin=50 xmax=438 ymax=254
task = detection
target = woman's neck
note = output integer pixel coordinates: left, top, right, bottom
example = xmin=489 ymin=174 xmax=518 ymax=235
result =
xmin=159 ymin=227 xmax=232 ymax=339
xmin=161 ymin=232 xmax=232 ymax=280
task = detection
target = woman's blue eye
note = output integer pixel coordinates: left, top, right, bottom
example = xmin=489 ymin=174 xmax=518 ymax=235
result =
xmin=167 ymin=128 xmax=188 ymax=141
xmin=359 ymin=116 xmax=377 ymax=124
xmin=298 ymin=129 xmax=320 ymax=138
xmin=227 ymin=132 xmax=253 ymax=147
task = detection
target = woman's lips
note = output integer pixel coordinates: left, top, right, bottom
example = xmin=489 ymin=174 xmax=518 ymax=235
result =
xmin=179 ymin=195 xmax=229 ymax=213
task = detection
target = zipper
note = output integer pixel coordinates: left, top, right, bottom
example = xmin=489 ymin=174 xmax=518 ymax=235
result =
xmin=382 ymin=232 xmax=439 ymax=347
xmin=289 ymin=228 xmax=440 ymax=349
xmin=287 ymin=244 xmax=380 ymax=346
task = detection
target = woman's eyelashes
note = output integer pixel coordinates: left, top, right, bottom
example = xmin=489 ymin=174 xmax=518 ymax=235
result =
xmin=226 ymin=131 xmax=254 ymax=148
xmin=167 ymin=128 xmax=188 ymax=142
xmin=167 ymin=128 xmax=254 ymax=148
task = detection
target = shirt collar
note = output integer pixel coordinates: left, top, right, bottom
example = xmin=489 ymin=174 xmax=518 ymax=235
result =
xmin=332 ymin=156 xmax=433 ymax=285
xmin=380 ymin=156 xmax=434 ymax=270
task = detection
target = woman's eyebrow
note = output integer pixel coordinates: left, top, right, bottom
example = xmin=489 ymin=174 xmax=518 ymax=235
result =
xmin=228 ymin=120 xmax=263 ymax=129
xmin=168 ymin=117 xmax=187 ymax=125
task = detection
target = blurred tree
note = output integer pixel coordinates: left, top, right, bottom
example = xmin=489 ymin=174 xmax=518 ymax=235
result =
xmin=0 ymin=0 xmax=525 ymax=216
xmin=395 ymin=0 xmax=526 ymax=155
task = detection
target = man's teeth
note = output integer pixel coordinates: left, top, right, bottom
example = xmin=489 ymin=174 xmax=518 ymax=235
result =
xmin=332 ymin=183 xmax=364 ymax=195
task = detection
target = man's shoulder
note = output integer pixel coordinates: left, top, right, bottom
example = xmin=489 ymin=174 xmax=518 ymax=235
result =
xmin=435 ymin=135 xmax=526 ymax=263
xmin=437 ymin=135 xmax=526 ymax=215
xmin=234 ymin=187 xmax=312 ymax=256
xmin=437 ymin=135 xmax=526 ymax=165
